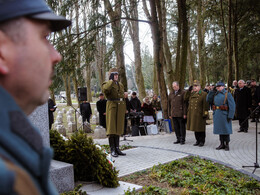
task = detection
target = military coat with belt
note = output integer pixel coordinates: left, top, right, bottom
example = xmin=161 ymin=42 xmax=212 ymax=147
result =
xmin=102 ymin=80 xmax=126 ymax=136
xmin=186 ymin=90 xmax=209 ymax=132
xmin=207 ymin=89 xmax=236 ymax=135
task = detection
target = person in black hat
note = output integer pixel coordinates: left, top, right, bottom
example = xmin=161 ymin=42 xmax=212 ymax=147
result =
xmin=207 ymin=82 xmax=236 ymax=151
xmin=0 ymin=0 xmax=70 ymax=194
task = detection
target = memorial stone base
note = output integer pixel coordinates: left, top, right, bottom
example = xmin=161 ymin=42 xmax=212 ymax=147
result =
xmin=49 ymin=160 xmax=74 ymax=193
xmin=29 ymin=103 xmax=74 ymax=193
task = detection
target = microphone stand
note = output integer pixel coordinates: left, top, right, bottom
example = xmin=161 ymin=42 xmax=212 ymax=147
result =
xmin=61 ymin=96 xmax=81 ymax=131
xmin=242 ymin=105 xmax=259 ymax=174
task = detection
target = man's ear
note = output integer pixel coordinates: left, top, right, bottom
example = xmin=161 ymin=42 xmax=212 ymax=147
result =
xmin=0 ymin=31 xmax=10 ymax=75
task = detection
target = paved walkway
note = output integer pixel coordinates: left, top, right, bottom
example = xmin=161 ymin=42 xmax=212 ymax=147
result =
xmin=94 ymin=120 xmax=260 ymax=179
xmin=83 ymin=120 xmax=260 ymax=194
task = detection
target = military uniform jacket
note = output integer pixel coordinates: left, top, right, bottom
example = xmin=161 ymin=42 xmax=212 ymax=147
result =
xmin=186 ymin=90 xmax=209 ymax=132
xmin=0 ymin=87 xmax=58 ymax=195
xmin=102 ymin=80 xmax=126 ymax=135
xmin=168 ymin=89 xmax=187 ymax=118
xmin=207 ymin=89 xmax=236 ymax=135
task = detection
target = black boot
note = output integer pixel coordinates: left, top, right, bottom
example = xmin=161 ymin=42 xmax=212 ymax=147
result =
xmin=115 ymin=136 xmax=126 ymax=156
xmin=108 ymin=136 xmax=118 ymax=157
xmin=216 ymin=141 xmax=225 ymax=150
xmin=225 ymin=141 xmax=229 ymax=151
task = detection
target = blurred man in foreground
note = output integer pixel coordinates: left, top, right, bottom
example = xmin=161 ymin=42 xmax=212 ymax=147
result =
xmin=0 ymin=0 xmax=71 ymax=194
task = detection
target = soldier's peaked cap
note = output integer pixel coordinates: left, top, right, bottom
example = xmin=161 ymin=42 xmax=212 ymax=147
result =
xmin=193 ymin=80 xmax=200 ymax=86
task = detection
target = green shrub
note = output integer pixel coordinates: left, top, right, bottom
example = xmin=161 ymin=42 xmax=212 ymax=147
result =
xmin=50 ymin=130 xmax=119 ymax=187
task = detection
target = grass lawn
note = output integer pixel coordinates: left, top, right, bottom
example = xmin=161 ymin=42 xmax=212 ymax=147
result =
xmin=121 ymin=156 xmax=260 ymax=195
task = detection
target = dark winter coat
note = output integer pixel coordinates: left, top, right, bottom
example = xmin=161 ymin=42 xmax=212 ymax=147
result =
xmin=102 ymin=80 xmax=126 ymax=135
xmin=141 ymin=103 xmax=154 ymax=116
xmin=168 ymin=89 xmax=187 ymax=118
xmin=48 ymin=98 xmax=56 ymax=125
xmin=130 ymin=97 xmax=142 ymax=112
xmin=207 ymin=89 xmax=236 ymax=135
xmin=96 ymin=99 xmax=107 ymax=128
xmin=80 ymin=102 xmax=92 ymax=122
xmin=186 ymin=90 xmax=209 ymax=132
xmin=151 ymin=99 xmax=161 ymax=111
xmin=234 ymin=86 xmax=252 ymax=119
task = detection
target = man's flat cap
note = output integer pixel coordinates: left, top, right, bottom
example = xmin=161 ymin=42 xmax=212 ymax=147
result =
xmin=0 ymin=0 xmax=71 ymax=31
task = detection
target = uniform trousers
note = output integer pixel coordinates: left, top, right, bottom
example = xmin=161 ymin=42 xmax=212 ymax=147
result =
xmin=219 ymin=134 xmax=230 ymax=142
xmin=194 ymin=132 xmax=206 ymax=144
xmin=172 ymin=117 xmax=186 ymax=142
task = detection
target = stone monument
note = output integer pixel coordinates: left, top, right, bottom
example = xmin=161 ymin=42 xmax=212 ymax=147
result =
xmin=29 ymin=103 xmax=74 ymax=193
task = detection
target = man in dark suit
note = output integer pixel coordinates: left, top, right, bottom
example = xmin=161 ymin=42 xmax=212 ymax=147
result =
xmin=80 ymin=100 xmax=92 ymax=123
xmin=96 ymin=93 xmax=107 ymax=128
xmin=168 ymin=81 xmax=187 ymax=145
xmin=234 ymin=80 xmax=252 ymax=132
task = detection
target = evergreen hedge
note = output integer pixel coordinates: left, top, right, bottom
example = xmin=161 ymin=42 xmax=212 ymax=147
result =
xmin=50 ymin=130 xmax=119 ymax=187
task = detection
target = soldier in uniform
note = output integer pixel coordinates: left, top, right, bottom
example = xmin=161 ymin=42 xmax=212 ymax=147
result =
xmin=208 ymin=82 xmax=236 ymax=151
xmin=186 ymin=80 xmax=209 ymax=147
xmin=168 ymin=81 xmax=187 ymax=145
xmin=96 ymin=93 xmax=107 ymax=128
xmin=102 ymin=68 xmax=126 ymax=157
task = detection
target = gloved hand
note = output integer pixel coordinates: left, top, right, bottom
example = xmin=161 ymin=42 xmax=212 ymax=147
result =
xmin=189 ymin=86 xmax=193 ymax=91
xmin=109 ymin=73 xmax=115 ymax=80
xmin=227 ymin=118 xmax=232 ymax=122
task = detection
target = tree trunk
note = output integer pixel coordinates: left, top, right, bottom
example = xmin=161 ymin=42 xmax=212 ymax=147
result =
xmin=75 ymin=1 xmax=80 ymax=107
xmin=178 ymin=0 xmax=188 ymax=89
xmin=233 ymin=0 xmax=239 ymax=81
xmin=187 ymin=25 xmax=195 ymax=85
xmin=227 ymin=0 xmax=233 ymax=87
xmin=124 ymin=0 xmax=146 ymax=101
xmin=104 ymin=0 xmax=128 ymax=91
xmin=175 ymin=1 xmax=182 ymax=82
xmin=63 ymin=74 xmax=72 ymax=106
xmin=149 ymin=0 xmax=168 ymax=119
xmin=197 ymin=0 xmax=206 ymax=88
xmin=161 ymin=0 xmax=174 ymax=93
xmin=86 ymin=64 xmax=92 ymax=102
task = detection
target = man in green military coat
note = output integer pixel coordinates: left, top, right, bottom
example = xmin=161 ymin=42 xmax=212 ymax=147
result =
xmin=102 ymin=68 xmax=126 ymax=157
xmin=186 ymin=80 xmax=209 ymax=147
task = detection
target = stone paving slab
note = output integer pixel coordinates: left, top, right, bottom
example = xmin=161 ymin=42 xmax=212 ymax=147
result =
xmin=114 ymin=148 xmax=188 ymax=177
xmin=95 ymin=120 xmax=260 ymax=179
xmin=81 ymin=181 xmax=142 ymax=195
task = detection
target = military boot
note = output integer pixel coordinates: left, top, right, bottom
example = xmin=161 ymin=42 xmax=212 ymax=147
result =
xmin=115 ymin=136 xmax=126 ymax=156
xmin=216 ymin=141 xmax=225 ymax=150
xmin=225 ymin=141 xmax=229 ymax=151
xmin=108 ymin=136 xmax=118 ymax=157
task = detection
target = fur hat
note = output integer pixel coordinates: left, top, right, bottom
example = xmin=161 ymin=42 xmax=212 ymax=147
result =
xmin=109 ymin=68 xmax=119 ymax=75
